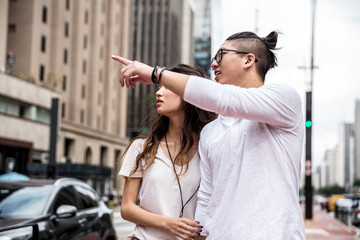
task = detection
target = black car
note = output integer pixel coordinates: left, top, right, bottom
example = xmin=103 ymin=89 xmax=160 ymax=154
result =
xmin=0 ymin=178 xmax=117 ymax=240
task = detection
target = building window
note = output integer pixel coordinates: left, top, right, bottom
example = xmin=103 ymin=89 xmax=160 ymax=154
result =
xmin=80 ymin=110 xmax=84 ymax=123
xmin=65 ymin=22 xmax=69 ymax=37
xmin=62 ymin=75 xmax=67 ymax=91
xmin=97 ymin=115 xmax=101 ymax=129
xmin=85 ymin=10 xmax=88 ymax=24
xmin=81 ymin=84 xmax=86 ymax=99
xmin=100 ymin=23 xmax=104 ymax=36
xmin=101 ymin=1 xmax=105 ymax=13
xmin=85 ymin=147 xmax=92 ymax=164
xmin=83 ymin=35 xmax=87 ymax=49
xmin=82 ymin=60 xmax=86 ymax=74
xmin=61 ymin=103 xmax=65 ymax=118
xmin=39 ymin=65 xmax=45 ymax=82
xmin=100 ymin=46 xmax=104 ymax=59
xmin=99 ymin=69 xmax=103 ymax=82
xmin=42 ymin=6 xmax=47 ymax=23
xmin=64 ymin=49 xmax=68 ymax=64
xmin=66 ymin=0 xmax=70 ymax=10
xmin=0 ymin=95 xmax=50 ymax=124
xmin=100 ymin=146 xmax=107 ymax=166
xmin=8 ymin=24 xmax=16 ymax=33
xmin=41 ymin=36 xmax=46 ymax=52
xmin=98 ymin=92 xmax=102 ymax=105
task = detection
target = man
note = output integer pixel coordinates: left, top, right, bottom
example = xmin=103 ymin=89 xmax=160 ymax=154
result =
xmin=112 ymin=31 xmax=305 ymax=240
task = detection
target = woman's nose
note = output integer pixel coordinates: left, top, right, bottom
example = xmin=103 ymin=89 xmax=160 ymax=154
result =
xmin=156 ymin=89 xmax=162 ymax=96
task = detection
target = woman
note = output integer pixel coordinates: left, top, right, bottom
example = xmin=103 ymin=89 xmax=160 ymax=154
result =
xmin=119 ymin=64 xmax=217 ymax=240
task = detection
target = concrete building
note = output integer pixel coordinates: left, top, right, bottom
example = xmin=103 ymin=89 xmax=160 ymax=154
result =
xmin=0 ymin=73 xmax=61 ymax=173
xmin=317 ymin=149 xmax=336 ymax=188
xmin=355 ymin=100 xmax=360 ymax=181
xmin=0 ymin=0 xmax=131 ymax=196
xmin=337 ymin=123 xmax=355 ymax=192
xmin=0 ymin=0 xmax=8 ymax=73
xmin=126 ymin=0 xmax=196 ymax=138
xmin=325 ymin=149 xmax=336 ymax=186
xmin=193 ymin=0 xmax=212 ymax=76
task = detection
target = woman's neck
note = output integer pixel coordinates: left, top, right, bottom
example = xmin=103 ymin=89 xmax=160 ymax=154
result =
xmin=166 ymin=111 xmax=185 ymax=142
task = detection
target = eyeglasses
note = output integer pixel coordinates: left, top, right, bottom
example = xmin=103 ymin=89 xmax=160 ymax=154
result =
xmin=211 ymin=48 xmax=258 ymax=64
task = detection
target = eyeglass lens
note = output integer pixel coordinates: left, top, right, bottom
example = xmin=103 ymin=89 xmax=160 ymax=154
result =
xmin=211 ymin=50 xmax=222 ymax=64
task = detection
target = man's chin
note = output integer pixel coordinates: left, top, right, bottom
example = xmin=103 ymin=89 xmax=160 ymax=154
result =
xmin=216 ymin=77 xmax=226 ymax=84
xmin=215 ymin=75 xmax=222 ymax=83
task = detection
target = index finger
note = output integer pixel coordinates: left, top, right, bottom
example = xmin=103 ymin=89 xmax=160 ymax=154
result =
xmin=181 ymin=218 xmax=202 ymax=228
xmin=111 ymin=55 xmax=132 ymax=66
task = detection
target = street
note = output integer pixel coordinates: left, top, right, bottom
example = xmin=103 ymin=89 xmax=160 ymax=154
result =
xmin=304 ymin=204 xmax=360 ymax=240
xmin=112 ymin=207 xmax=135 ymax=240
xmin=112 ymin=204 xmax=360 ymax=240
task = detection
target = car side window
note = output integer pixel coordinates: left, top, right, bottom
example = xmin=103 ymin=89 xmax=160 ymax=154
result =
xmin=74 ymin=185 xmax=98 ymax=210
xmin=53 ymin=186 xmax=77 ymax=212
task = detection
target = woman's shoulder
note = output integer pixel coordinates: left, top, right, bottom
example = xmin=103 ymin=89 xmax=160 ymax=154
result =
xmin=127 ymin=138 xmax=147 ymax=153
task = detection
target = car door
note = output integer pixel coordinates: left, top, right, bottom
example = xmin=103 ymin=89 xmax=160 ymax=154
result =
xmin=50 ymin=185 xmax=91 ymax=240
xmin=73 ymin=184 xmax=102 ymax=240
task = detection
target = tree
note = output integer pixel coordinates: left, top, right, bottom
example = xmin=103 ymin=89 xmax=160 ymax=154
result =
xmin=316 ymin=184 xmax=344 ymax=196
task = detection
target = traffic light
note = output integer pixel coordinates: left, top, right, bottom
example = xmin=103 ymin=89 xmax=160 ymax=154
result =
xmin=305 ymin=90 xmax=312 ymax=219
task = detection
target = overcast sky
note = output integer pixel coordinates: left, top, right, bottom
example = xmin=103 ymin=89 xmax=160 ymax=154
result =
xmin=211 ymin=0 xmax=360 ymax=169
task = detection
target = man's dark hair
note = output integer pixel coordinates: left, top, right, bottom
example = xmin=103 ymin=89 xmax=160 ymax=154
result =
xmin=226 ymin=31 xmax=279 ymax=80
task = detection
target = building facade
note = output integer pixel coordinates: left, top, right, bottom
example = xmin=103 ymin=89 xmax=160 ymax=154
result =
xmin=355 ymin=100 xmax=360 ymax=181
xmin=193 ymin=0 xmax=212 ymax=76
xmin=339 ymin=123 xmax=355 ymax=192
xmin=126 ymin=0 xmax=196 ymax=138
xmin=318 ymin=123 xmax=355 ymax=192
xmin=1 ymin=0 xmax=131 ymax=196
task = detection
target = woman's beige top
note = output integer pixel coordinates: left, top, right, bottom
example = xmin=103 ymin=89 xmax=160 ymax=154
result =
xmin=119 ymin=138 xmax=200 ymax=240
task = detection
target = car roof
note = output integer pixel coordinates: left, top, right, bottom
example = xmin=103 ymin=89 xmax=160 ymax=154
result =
xmin=0 ymin=177 xmax=88 ymax=188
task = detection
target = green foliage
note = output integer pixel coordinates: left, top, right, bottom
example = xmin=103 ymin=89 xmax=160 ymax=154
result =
xmin=299 ymin=188 xmax=304 ymax=195
xmin=316 ymin=184 xmax=345 ymax=196
xmin=354 ymin=179 xmax=360 ymax=186
xmin=147 ymin=93 xmax=156 ymax=104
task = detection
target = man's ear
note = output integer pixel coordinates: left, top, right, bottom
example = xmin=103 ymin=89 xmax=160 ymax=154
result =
xmin=244 ymin=54 xmax=256 ymax=70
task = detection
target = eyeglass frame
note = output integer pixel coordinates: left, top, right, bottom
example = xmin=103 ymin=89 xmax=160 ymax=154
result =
xmin=211 ymin=48 xmax=258 ymax=64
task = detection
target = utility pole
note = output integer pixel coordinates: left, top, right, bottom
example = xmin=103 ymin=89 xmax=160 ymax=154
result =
xmin=305 ymin=0 xmax=317 ymax=219
xmin=299 ymin=0 xmax=317 ymax=219
xmin=47 ymin=98 xmax=59 ymax=179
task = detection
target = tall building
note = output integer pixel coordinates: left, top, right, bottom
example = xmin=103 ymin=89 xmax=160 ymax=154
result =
xmin=193 ymin=0 xmax=211 ymax=76
xmin=318 ymin=149 xmax=336 ymax=188
xmin=325 ymin=149 xmax=336 ymax=186
xmin=355 ymin=99 xmax=360 ymax=181
xmin=126 ymin=0 xmax=195 ymax=138
xmin=337 ymin=123 xmax=355 ymax=192
xmin=0 ymin=0 xmax=131 ymax=196
xmin=0 ymin=0 xmax=8 ymax=73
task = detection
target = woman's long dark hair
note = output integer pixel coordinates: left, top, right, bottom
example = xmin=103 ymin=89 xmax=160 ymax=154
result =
xmin=122 ymin=64 xmax=217 ymax=176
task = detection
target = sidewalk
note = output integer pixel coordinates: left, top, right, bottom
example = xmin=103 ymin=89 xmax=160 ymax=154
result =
xmin=114 ymin=204 xmax=360 ymax=239
xmin=305 ymin=205 xmax=360 ymax=240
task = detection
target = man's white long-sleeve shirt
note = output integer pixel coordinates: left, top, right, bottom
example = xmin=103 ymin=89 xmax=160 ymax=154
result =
xmin=184 ymin=76 xmax=305 ymax=240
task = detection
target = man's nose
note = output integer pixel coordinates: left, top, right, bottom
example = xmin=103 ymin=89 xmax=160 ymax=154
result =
xmin=211 ymin=60 xmax=218 ymax=70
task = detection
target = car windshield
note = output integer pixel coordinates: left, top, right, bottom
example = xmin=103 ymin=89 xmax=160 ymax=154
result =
xmin=0 ymin=185 xmax=53 ymax=218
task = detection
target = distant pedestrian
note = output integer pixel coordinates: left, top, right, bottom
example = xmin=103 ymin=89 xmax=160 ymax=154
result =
xmin=6 ymin=49 xmax=15 ymax=74
xmin=118 ymin=64 xmax=217 ymax=240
